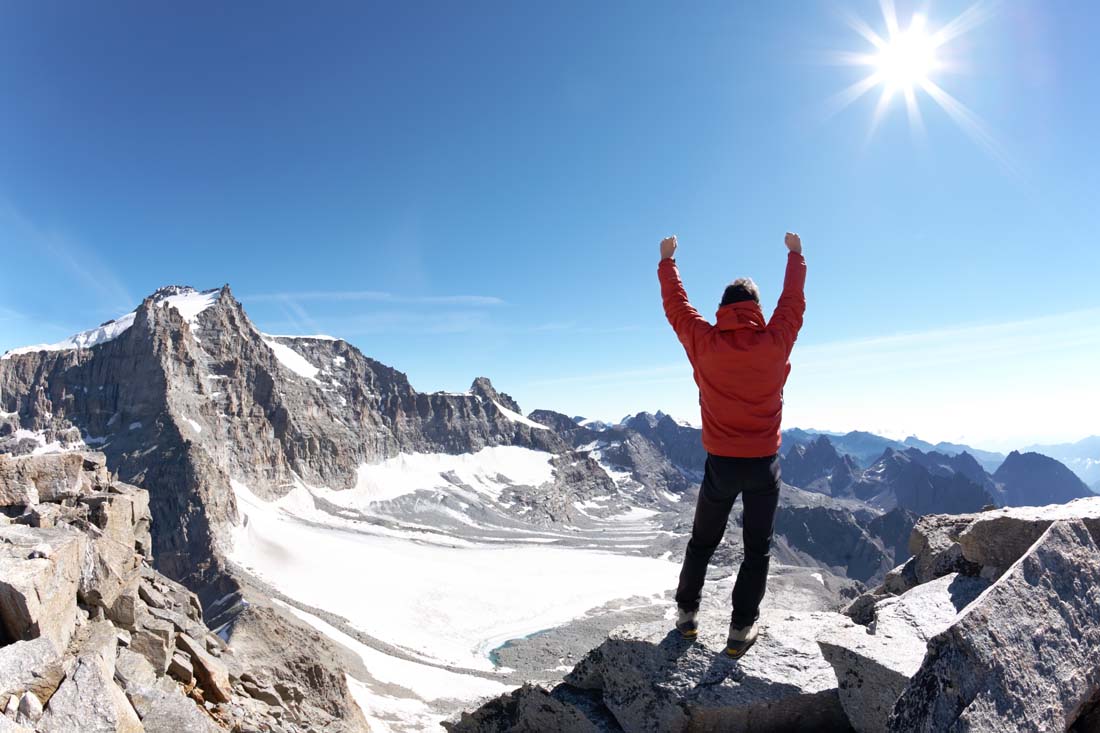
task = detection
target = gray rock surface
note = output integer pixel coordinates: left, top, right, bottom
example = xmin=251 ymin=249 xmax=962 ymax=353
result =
xmin=0 ymin=453 xmax=98 ymax=506
xmin=175 ymin=632 xmax=230 ymax=703
xmin=127 ymin=681 xmax=222 ymax=733
xmin=0 ymin=524 xmax=86 ymax=649
xmin=444 ymin=683 xmax=604 ymax=733
xmin=562 ymin=609 xmax=851 ymax=733
xmin=0 ymin=450 xmax=312 ymax=732
xmin=954 ymin=496 xmax=1100 ymax=572
xmin=37 ymin=621 xmax=144 ymax=733
xmin=113 ymin=647 xmax=157 ymax=691
xmin=889 ymin=519 xmax=1100 ymax=731
xmin=456 ymin=589 xmax=853 ymax=733
xmin=0 ymin=637 xmax=66 ymax=702
xmin=819 ymin=573 xmax=988 ymax=733
xmin=222 ymin=603 xmax=371 ymax=732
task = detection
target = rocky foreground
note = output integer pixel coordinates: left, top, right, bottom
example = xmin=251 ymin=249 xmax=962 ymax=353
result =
xmin=448 ymin=497 xmax=1100 ymax=732
xmin=0 ymin=451 xmax=367 ymax=732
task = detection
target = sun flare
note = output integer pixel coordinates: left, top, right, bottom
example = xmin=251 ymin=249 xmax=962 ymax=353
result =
xmin=825 ymin=0 xmax=1006 ymax=166
xmin=873 ymin=14 xmax=938 ymax=91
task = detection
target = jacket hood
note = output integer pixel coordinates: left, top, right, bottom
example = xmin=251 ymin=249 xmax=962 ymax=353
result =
xmin=716 ymin=301 xmax=766 ymax=331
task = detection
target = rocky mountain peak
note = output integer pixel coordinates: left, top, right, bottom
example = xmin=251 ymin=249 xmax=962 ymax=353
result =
xmin=468 ymin=376 xmax=522 ymax=413
xmin=994 ymin=450 xmax=1093 ymax=506
xmin=147 ymin=285 xmax=202 ymax=300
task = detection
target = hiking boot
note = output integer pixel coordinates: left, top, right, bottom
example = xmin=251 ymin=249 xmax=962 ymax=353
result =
xmin=675 ymin=608 xmax=698 ymax=638
xmin=726 ymin=621 xmax=759 ymax=658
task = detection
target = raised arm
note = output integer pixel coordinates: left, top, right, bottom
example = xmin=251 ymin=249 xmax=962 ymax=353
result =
xmin=767 ymin=232 xmax=807 ymax=353
xmin=657 ymin=235 xmax=710 ymax=360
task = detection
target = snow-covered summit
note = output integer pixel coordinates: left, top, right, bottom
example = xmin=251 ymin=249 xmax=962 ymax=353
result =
xmin=2 ymin=285 xmax=221 ymax=359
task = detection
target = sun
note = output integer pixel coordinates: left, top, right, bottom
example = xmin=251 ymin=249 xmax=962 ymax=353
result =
xmin=824 ymin=0 xmax=1007 ymax=166
xmin=873 ymin=14 xmax=938 ymax=92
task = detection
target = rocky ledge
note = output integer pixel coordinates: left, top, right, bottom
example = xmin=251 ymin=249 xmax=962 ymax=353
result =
xmin=0 ymin=451 xmax=366 ymax=733
xmin=449 ymin=497 xmax=1100 ymax=732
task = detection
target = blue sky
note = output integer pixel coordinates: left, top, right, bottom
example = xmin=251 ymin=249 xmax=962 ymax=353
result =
xmin=1 ymin=1 xmax=1097 ymax=450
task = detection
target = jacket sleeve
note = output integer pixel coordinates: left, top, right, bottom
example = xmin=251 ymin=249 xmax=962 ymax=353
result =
xmin=767 ymin=251 xmax=807 ymax=353
xmin=658 ymin=258 xmax=710 ymax=360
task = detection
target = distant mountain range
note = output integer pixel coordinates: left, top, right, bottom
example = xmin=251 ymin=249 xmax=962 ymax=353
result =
xmin=1025 ymin=435 xmax=1100 ymax=487
xmin=782 ymin=428 xmax=1100 ymax=491
xmin=780 ymin=427 xmax=1007 ymax=472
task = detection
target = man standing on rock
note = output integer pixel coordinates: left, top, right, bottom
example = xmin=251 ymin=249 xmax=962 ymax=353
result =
xmin=658 ymin=232 xmax=806 ymax=658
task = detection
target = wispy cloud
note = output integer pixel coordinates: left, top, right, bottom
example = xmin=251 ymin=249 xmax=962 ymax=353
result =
xmin=258 ymin=310 xmax=494 ymax=337
xmin=794 ymin=307 xmax=1100 ymax=376
xmin=0 ymin=200 xmax=134 ymax=314
xmin=241 ymin=290 xmax=505 ymax=306
xmin=526 ymin=363 xmax=686 ymax=388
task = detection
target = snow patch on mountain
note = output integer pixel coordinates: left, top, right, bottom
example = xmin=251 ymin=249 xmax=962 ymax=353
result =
xmin=2 ymin=312 xmax=137 ymax=358
xmin=263 ymin=333 xmax=341 ymax=341
xmin=343 ymin=446 xmax=556 ymax=505
xmin=157 ymin=288 xmax=219 ymax=322
xmin=492 ymin=402 xmax=549 ymax=430
xmin=262 ymin=336 xmax=321 ymax=382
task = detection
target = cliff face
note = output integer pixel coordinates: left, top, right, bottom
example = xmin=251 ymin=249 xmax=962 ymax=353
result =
xmin=0 ymin=451 xmax=366 ymax=733
xmin=0 ymin=286 xmax=561 ymax=588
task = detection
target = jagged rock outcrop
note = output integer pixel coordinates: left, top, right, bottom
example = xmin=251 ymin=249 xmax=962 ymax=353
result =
xmin=444 ymin=683 xmax=604 ymax=733
xmin=889 ymin=519 xmax=1100 ymax=731
xmin=846 ymin=448 xmax=995 ymax=515
xmin=451 ymin=584 xmax=853 ymax=733
xmin=619 ymin=413 xmax=706 ymax=479
xmin=0 ymin=451 xmax=365 ymax=732
xmin=818 ymin=573 xmax=989 ymax=733
xmin=782 ymin=436 xmax=859 ymax=495
xmin=217 ymin=604 xmax=369 ymax=732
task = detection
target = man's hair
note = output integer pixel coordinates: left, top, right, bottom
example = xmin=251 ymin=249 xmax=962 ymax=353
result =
xmin=720 ymin=278 xmax=760 ymax=307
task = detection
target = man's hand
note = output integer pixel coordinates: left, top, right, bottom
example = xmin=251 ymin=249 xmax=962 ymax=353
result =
xmin=660 ymin=235 xmax=678 ymax=260
xmin=785 ymin=232 xmax=802 ymax=255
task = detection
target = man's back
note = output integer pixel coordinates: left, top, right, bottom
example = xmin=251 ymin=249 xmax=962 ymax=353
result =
xmin=658 ymin=235 xmax=806 ymax=458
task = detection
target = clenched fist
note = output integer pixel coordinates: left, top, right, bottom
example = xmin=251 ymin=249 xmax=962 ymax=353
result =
xmin=660 ymin=235 xmax=678 ymax=260
xmin=785 ymin=232 xmax=802 ymax=254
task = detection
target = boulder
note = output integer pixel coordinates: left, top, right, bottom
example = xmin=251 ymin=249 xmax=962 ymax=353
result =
xmin=0 ymin=453 xmax=97 ymax=507
xmin=906 ymin=515 xmax=979 ymax=585
xmin=0 ymin=524 xmax=86 ymax=649
xmin=818 ymin=573 xmax=989 ymax=733
xmin=113 ymin=648 xmax=157 ymax=691
xmin=145 ymin=606 xmax=206 ymax=639
xmin=889 ymin=520 xmax=1100 ymax=731
xmin=0 ymin=637 xmax=66 ymax=702
xmin=128 ymin=614 xmax=174 ymax=675
xmin=176 ymin=632 xmax=231 ymax=703
xmin=167 ymin=653 xmax=194 ymax=686
xmin=126 ymin=681 xmax=220 ymax=733
xmin=77 ymin=491 xmax=145 ymax=611
xmin=444 ymin=683 xmax=602 ymax=733
xmin=955 ymin=497 xmax=1100 ymax=573
xmin=38 ymin=621 xmax=143 ymax=733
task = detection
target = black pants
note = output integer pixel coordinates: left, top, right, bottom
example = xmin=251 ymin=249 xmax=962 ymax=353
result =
xmin=675 ymin=453 xmax=781 ymax=628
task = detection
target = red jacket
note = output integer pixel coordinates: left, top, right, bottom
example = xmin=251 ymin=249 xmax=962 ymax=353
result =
xmin=659 ymin=252 xmax=806 ymax=458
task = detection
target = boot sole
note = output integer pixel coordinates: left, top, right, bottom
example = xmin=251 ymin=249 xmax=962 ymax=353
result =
xmin=725 ymin=637 xmax=757 ymax=658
